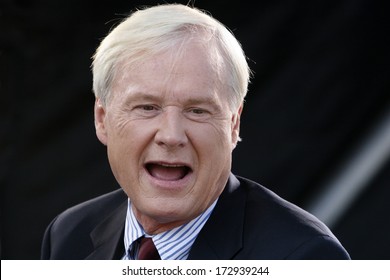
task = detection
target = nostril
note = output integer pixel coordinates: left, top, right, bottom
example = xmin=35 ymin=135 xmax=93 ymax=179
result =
xmin=154 ymin=128 xmax=188 ymax=148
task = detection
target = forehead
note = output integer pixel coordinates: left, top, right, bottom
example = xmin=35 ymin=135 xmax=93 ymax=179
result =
xmin=111 ymin=41 xmax=226 ymax=102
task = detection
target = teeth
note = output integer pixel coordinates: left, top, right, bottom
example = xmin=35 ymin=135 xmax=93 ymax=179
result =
xmin=160 ymin=163 xmax=184 ymax=168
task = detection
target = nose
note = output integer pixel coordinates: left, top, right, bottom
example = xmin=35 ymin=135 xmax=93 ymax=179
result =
xmin=154 ymin=107 xmax=188 ymax=148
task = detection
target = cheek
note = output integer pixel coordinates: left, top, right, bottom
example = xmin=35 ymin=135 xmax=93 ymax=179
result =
xmin=190 ymin=120 xmax=233 ymax=175
xmin=105 ymin=117 xmax=155 ymax=178
xmin=192 ymin=120 xmax=233 ymax=151
xmin=106 ymin=110 xmax=154 ymax=147
xmin=189 ymin=123 xmax=232 ymax=206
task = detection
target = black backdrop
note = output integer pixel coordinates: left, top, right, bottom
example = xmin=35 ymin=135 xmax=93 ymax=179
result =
xmin=2 ymin=0 xmax=389 ymax=259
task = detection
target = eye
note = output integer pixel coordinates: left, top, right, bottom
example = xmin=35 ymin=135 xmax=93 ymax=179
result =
xmin=139 ymin=105 xmax=157 ymax=111
xmin=185 ymin=107 xmax=212 ymax=121
xmin=133 ymin=104 xmax=160 ymax=111
xmin=132 ymin=104 xmax=160 ymax=117
xmin=190 ymin=108 xmax=206 ymax=115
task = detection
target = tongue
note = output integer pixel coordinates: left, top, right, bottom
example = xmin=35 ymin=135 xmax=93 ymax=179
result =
xmin=148 ymin=164 xmax=187 ymax=181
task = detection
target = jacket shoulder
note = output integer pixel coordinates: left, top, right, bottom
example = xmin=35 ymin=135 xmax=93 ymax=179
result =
xmin=236 ymin=176 xmax=350 ymax=259
xmin=41 ymin=189 xmax=127 ymax=259
xmin=56 ymin=189 xmax=127 ymax=223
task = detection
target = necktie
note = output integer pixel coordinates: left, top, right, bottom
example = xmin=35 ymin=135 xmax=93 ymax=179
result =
xmin=138 ymin=237 xmax=161 ymax=260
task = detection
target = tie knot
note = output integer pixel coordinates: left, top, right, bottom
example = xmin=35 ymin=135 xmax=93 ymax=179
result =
xmin=138 ymin=237 xmax=161 ymax=260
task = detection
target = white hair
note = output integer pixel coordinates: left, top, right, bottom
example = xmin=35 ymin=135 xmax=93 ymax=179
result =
xmin=92 ymin=4 xmax=250 ymax=110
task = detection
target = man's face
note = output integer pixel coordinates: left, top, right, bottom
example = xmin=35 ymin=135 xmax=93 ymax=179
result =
xmin=95 ymin=42 xmax=242 ymax=233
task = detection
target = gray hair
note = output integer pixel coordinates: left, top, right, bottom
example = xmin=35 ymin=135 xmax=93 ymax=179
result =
xmin=92 ymin=4 xmax=250 ymax=110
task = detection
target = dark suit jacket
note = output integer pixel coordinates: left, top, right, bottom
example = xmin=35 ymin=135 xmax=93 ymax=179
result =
xmin=41 ymin=174 xmax=350 ymax=259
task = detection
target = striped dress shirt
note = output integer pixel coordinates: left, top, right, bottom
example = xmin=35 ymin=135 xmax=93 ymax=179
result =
xmin=122 ymin=199 xmax=217 ymax=260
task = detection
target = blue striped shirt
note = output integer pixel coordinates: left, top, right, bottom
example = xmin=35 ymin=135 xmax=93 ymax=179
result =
xmin=122 ymin=199 xmax=217 ymax=260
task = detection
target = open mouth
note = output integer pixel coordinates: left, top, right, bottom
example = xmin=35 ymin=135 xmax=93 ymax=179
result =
xmin=145 ymin=162 xmax=192 ymax=181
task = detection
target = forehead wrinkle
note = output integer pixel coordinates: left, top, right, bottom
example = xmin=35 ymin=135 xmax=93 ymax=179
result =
xmin=111 ymin=40 xmax=227 ymax=107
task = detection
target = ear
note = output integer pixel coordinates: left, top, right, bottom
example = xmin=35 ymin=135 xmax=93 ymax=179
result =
xmin=231 ymin=103 xmax=243 ymax=149
xmin=94 ymin=98 xmax=108 ymax=145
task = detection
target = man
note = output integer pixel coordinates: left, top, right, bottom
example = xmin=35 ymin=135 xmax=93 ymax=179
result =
xmin=41 ymin=4 xmax=350 ymax=260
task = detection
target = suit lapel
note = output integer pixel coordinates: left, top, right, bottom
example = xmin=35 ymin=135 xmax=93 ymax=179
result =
xmin=188 ymin=174 xmax=246 ymax=259
xmin=86 ymin=200 xmax=127 ymax=259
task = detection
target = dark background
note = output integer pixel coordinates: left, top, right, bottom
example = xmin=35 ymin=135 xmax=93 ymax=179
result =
xmin=1 ymin=0 xmax=389 ymax=259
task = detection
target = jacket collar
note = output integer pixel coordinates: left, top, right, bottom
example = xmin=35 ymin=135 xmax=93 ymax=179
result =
xmin=188 ymin=174 xmax=245 ymax=259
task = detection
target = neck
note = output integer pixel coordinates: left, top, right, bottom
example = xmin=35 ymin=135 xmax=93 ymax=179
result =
xmin=132 ymin=207 xmax=193 ymax=235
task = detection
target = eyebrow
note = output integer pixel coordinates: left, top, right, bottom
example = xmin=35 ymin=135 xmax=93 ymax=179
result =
xmin=183 ymin=96 xmax=221 ymax=107
xmin=123 ymin=92 xmax=160 ymax=104
xmin=124 ymin=91 xmax=222 ymax=108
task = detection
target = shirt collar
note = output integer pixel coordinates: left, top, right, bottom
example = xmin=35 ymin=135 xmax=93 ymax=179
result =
xmin=123 ymin=198 xmax=217 ymax=260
